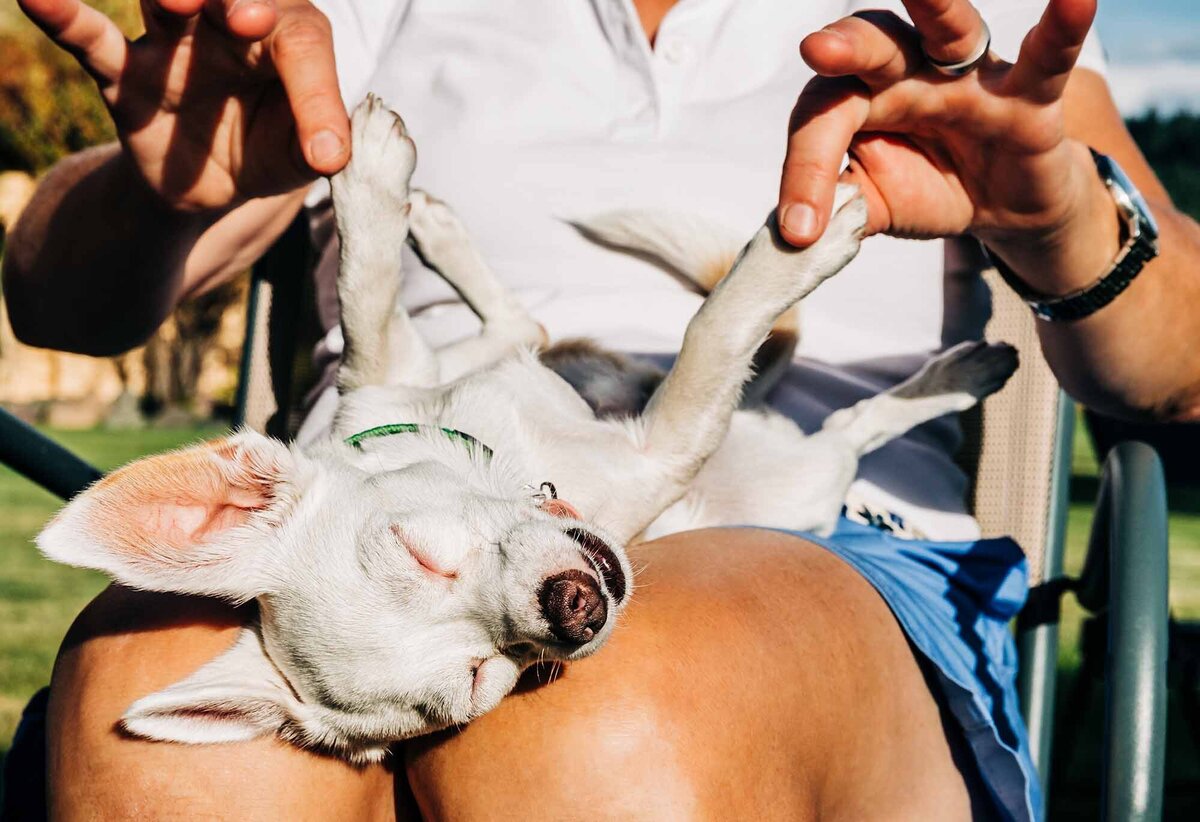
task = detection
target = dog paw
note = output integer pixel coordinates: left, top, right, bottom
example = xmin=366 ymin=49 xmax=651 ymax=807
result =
xmin=780 ymin=184 xmax=868 ymax=282
xmin=408 ymin=189 xmax=468 ymax=258
xmin=913 ymin=340 xmax=1020 ymax=400
xmin=826 ymin=183 xmax=869 ymax=243
xmin=332 ymin=94 xmax=417 ymax=222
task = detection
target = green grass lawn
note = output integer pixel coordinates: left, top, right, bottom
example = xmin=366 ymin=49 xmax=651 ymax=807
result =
xmin=1 ymin=421 xmax=1199 ymax=815
xmin=0 ymin=426 xmax=225 ymax=754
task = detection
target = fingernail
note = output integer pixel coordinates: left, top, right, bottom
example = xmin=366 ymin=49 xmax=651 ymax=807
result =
xmin=781 ymin=203 xmax=817 ymax=240
xmin=308 ymin=130 xmax=345 ymax=166
xmin=228 ymin=0 xmax=270 ymax=18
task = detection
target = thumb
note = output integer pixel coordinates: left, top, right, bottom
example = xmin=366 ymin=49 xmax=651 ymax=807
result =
xmin=778 ymin=77 xmax=868 ymax=247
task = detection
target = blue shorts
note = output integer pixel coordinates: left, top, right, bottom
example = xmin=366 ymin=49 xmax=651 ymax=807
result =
xmin=788 ymin=516 xmax=1039 ymax=822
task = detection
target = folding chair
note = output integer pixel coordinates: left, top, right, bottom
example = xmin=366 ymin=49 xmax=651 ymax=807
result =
xmin=965 ymin=268 xmax=1169 ymax=820
xmin=0 ymin=241 xmax=1169 ymax=821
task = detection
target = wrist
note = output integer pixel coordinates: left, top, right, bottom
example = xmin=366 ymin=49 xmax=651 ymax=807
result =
xmin=975 ymin=140 xmax=1123 ymax=299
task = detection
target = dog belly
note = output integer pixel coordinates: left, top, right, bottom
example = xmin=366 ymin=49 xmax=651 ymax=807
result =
xmin=642 ymin=411 xmax=857 ymax=540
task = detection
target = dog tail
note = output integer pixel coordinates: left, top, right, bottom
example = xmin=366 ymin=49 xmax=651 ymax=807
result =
xmin=568 ymin=209 xmax=744 ymax=293
xmin=569 ymin=209 xmax=799 ymax=405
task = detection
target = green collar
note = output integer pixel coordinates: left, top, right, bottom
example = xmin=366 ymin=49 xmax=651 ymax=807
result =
xmin=344 ymin=423 xmax=493 ymax=460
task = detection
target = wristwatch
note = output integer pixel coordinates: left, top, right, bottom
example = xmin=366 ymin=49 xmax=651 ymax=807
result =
xmin=987 ymin=149 xmax=1160 ymax=322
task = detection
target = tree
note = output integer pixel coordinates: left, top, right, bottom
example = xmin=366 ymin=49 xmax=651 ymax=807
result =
xmin=1126 ymin=110 xmax=1200 ymax=221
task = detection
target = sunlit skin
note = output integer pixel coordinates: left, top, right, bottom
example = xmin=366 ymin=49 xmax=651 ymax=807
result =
xmin=17 ymin=0 xmax=349 ymax=205
xmin=7 ymin=0 xmax=1200 ymax=817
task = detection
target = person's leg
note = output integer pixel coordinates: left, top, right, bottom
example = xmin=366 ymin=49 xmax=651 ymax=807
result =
xmin=406 ymin=528 xmax=978 ymax=821
xmin=47 ymin=529 xmax=984 ymax=820
xmin=46 ymin=586 xmax=400 ymax=820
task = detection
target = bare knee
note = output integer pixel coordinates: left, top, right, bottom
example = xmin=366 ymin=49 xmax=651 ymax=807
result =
xmin=48 ymin=585 xmax=396 ymax=820
xmin=407 ymin=668 xmax=709 ymax=819
xmin=406 ymin=530 xmax=861 ymax=818
xmin=406 ymin=529 xmax=974 ymax=820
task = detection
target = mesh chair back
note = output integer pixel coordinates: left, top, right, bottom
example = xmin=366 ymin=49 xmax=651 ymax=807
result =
xmin=962 ymin=268 xmax=1071 ymax=585
xmin=233 ymin=216 xmax=317 ymax=439
xmin=235 ymin=276 xmax=277 ymax=434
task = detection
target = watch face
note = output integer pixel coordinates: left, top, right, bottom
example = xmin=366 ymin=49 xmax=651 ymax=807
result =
xmin=1097 ymin=151 xmax=1160 ymax=242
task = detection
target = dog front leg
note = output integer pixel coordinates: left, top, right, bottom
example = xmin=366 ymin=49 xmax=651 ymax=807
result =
xmin=331 ymin=96 xmax=438 ymax=393
xmin=608 ymin=187 xmax=868 ymax=540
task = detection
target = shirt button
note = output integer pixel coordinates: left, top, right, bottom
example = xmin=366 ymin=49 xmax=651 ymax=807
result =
xmin=659 ymin=38 xmax=689 ymax=65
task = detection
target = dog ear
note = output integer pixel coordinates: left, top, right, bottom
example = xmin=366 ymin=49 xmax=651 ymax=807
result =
xmin=540 ymin=498 xmax=581 ymax=519
xmin=37 ymin=431 xmax=296 ymax=601
xmin=121 ymin=626 xmax=306 ymax=745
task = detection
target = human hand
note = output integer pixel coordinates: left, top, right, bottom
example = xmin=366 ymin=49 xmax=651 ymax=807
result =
xmin=778 ymin=0 xmax=1100 ymax=255
xmin=19 ymin=0 xmax=349 ymax=211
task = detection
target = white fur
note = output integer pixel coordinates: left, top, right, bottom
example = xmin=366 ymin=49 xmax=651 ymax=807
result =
xmin=38 ymin=96 xmax=1017 ymax=761
xmin=568 ymin=208 xmax=746 ymax=292
xmin=571 ymin=207 xmax=802 ymax=403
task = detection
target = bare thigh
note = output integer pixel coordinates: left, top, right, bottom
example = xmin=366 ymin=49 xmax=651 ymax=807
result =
xmin=46 ymin=587 xmax=401 ymax=821
xmin=45 ymin=530 xmax=978 ymax=820
xmin=406 ymin=529 xmax=977 ymax=821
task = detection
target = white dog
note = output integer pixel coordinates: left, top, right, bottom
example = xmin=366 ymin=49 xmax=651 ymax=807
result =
xmin=38 ymin=96 xmax=1016 ymax=762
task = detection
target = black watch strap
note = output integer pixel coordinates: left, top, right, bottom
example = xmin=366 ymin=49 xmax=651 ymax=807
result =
xmin=985 ymin=148 xmax=1160 ymax=323
xmin=987 ymin=237 xmax=1158 ymax=322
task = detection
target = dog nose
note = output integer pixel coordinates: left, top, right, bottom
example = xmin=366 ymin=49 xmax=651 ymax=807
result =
xmin=539 ymin=570 xmax=607 ymax=644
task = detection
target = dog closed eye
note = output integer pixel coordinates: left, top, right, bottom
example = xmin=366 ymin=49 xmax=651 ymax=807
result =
xmin=390 ymin=524 xmax=459 ymax=579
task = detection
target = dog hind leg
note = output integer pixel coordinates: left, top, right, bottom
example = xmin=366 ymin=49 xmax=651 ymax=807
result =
xmin=819 ymin=340 xmax=1019 ymax=455
xmin=407 ymin=190 xmax=547 ymax=382
xmin=331 ymin=96 xmax=438 ymax=392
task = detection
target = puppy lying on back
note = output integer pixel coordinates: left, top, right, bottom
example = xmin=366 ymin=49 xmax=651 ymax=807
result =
xmin=39 ymin=96 xmax=1016 ymax=761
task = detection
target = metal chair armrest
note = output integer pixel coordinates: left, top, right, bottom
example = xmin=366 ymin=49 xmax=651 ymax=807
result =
xmin=0 ymin=407 xmax=101 ymax=500
xmin=1076 ymin=441 xmax=1169 ymax=822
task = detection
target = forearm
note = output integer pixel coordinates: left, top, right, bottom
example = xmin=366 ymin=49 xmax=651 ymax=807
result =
xmin=3 ymin=144 xmax=212 ymax=355
xmin=993 ymin=187 xmax=1200 ymax=417
xmin=1034 ymin=200 xmax=1200 ymax=421
xmin=3 ymin=144 xmax=306 ymax=356
xmin=980 ymin=70 xmax=1200 ymax=421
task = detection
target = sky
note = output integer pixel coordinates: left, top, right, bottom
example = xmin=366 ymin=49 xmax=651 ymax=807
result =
xmin=1095 ymin=0 xmax=1200 ymax=113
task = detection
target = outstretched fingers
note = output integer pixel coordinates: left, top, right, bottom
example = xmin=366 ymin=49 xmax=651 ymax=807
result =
xmin=1007 ymin=0 xmax=1096 ymax=102
xmin=778 ymin=78 xmax=870 ymax=247
xmin=900 ymin=0 xmax=988 ymax=66
xmin=800 ymin=11 xmax=925 ymax=89
xmin=19 ymin=0 xmax=128 ymax=85
xmin=138 ymin=0 xmax=275 ymax=39
xmin=268 ymin=2 xmax=349 ymax=174
xmin=216 ymin=0 xmax=278 ymax=40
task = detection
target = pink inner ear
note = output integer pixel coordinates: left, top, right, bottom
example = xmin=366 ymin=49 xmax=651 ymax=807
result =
xmin=134 ymin=500 xmax=258 ymax=550
xmin=88 ymin=439 xmax=279 ymax=557
xmin=540 ymin=499 xmax=581 ymax=519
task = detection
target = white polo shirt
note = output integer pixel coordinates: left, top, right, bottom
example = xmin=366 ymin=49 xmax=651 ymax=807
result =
xmin=304 ymin=0 xmax=1105 ymax=539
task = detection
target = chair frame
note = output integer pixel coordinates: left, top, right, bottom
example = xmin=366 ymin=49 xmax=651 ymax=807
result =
xmin=1011 ymin=392 xmax=1169 ymax=820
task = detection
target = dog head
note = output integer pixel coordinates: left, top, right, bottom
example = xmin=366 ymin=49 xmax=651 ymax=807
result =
xmin=38 ymin=429 xmax=631 ymax=761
